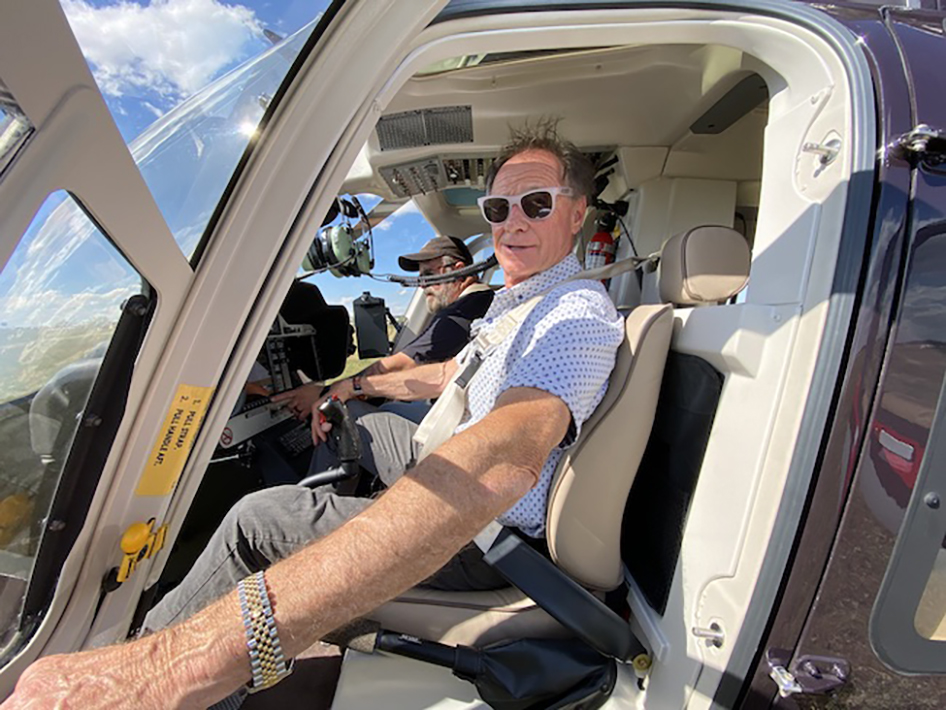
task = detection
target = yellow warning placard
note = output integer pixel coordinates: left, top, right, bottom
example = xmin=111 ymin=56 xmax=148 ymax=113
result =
xmin=137 ymin=384 xmax=214 ymax=496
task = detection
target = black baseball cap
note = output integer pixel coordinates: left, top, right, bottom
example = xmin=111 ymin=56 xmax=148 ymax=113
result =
xmin=398 ymin=236 xmax=474 ymax=272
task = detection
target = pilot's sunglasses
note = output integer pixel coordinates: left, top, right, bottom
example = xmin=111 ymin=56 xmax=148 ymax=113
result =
xmin=477 ymin=186 xmax=574 ymax=224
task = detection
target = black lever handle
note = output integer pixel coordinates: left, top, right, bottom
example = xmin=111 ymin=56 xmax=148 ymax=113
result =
xmin=318 ymin=396 xmax=362 ymax=464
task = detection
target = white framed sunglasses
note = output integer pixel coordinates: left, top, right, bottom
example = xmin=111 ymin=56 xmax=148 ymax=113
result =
xmin=477 ymin=186 xmax=574 ymax=224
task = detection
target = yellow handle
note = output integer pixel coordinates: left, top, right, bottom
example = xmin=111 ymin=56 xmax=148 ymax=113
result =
xmin=120 ymin=521 xmax=153 ymax=555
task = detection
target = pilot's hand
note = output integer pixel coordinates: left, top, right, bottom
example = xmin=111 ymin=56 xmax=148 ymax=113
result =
xmin=271 ymin=381 xmax=322 ymax=420
xmin=311 ymin=411 xmax=334 ymax=446
xmin=309 ymin=379 xmax=355 ymax=446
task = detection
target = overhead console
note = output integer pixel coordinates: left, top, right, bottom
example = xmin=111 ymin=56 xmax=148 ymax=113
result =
xmin=380 ymin=154 xmax=495 ymax=197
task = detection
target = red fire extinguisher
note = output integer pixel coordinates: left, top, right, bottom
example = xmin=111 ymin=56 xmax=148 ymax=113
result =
xmin=586 ymin=211 xmax=618 ymax=282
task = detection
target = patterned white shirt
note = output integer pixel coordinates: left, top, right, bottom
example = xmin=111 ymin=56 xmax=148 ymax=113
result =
xmin=453 ymin=253 xmax=623 ymax=537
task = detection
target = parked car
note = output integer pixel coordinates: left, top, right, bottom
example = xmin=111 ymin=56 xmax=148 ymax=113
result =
xmin=0 ymin=0 xmax=945 ymax=707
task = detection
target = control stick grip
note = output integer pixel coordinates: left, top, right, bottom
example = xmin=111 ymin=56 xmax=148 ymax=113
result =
xmin=318 ymin=396 xmax=362 ymax=464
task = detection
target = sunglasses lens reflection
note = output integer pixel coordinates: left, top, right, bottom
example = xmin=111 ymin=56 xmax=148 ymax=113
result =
xmin=521 ymin=191 xmax=553 ymax=219
xmin=482 ymin=197 xmax=509 ymax=224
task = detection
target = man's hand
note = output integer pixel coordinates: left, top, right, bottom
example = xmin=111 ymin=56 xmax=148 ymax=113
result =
xmin=271 ymin=381 xmax=324 ymax=420
xmin=2 ymin=650 xmax=144 ymax=709
xmin=0 ymin=633 xmax=190 ymax=710
xmin=0 ymin=594 xmax=251 ymax=710
xmin=308 ymin=379 xmax=355 ymax=445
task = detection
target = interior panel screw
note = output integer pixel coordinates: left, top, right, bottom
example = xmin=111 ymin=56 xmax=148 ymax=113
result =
xmin=925 ymin=492 xmax=941 ymax=509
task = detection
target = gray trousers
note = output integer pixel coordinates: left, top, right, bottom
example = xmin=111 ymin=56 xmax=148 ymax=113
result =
xmin=145 ymin=404 xmax=504 ymax=632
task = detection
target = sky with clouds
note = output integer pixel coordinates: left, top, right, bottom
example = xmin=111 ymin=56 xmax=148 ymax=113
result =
xmin=47 ymin=0 xmax=436 ymax=318
xmin=61 ymin=0 xmax=320 ymax=139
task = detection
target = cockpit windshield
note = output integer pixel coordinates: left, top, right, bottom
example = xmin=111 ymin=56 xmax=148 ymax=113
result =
xmin=63 ymin=2 xmax=330 ymax=261
xmin=128 ymin=26 xmax=313 ymax=259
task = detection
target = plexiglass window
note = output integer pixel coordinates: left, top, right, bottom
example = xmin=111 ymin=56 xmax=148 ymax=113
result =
xmin=872 ymin=369 xmax=946 ymax=673
xmin=0 ymin=191 xmax=146 ymax=655
xmin=915 ymin=541 xmax=946 ymax=640
xmin=61 ymin=2 xmax=332 ymax=260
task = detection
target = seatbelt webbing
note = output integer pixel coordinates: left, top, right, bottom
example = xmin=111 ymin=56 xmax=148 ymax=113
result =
xmin=411 ymin=254 xmax=655 ymax=462
xmin=412 ymin=294 xmax=543 ymax=461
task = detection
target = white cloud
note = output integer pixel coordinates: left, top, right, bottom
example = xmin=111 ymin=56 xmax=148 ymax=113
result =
xmin=4 ymin=286 xmax=137 ymax=329
xmin=62 ymin=0 xmax=263 ymax=101
xmin=0 ymin=196 xmax=139 ymax=328
xmin=395 ymin=201 xmax=421 ymax=216
xmin=142 ymin=101 xmax=165 ymax=118
xmin=373 ymin=200 xmax=421 ymax=232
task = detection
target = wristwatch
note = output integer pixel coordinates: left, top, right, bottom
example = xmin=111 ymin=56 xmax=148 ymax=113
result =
xmin=351 ymin=376 xmax=364 ymax=397
xmin=237 ymin=570 xmax=293 ymax=693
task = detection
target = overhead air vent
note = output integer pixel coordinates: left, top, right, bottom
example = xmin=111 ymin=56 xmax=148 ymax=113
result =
xmin=376 ymin=106 xmax=473 ymax=151
xmin=380 ymin=159 xmax=445 ymax=197
xmin=379 ymin=151 xmax=604 ymax=199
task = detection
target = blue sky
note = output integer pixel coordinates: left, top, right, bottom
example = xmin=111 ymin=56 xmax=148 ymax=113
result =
xmin=60 ymin=0 xmax=432 ymax=315
xmin=63 ymin=0 xmax=323 ymax=141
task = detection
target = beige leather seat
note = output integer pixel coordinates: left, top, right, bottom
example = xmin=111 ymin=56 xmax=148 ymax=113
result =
xmin=370 ymin=226 xmax=750 ymax=648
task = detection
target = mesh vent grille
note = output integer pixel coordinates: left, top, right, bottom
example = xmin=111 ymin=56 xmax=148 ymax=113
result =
xmin=376 ymin=106 xmax=473 ymax=151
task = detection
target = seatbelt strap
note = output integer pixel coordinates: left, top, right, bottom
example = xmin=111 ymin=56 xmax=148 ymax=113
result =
xmin=412 ymin=294 xmax=542 ymax=462
xmin=412 ymin=254 xmax=656 ymax=462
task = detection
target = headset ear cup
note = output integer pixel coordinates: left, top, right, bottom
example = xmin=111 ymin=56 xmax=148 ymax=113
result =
xmin=354 ymin=242 xmax=372 ymax=276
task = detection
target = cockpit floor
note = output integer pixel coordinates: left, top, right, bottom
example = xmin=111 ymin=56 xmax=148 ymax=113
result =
xmin=242 ymin=643 xmax=342 ymax=709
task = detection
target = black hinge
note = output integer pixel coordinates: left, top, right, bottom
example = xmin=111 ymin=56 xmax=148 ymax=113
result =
xmin=889 ymin=124 xmax=946 ymax=166
xmin=766 ymin=648 xmax=850 ymax=699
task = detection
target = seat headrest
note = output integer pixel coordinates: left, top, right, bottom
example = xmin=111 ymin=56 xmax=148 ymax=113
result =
xmin=658 ymin=226 xmax=750 ymax=305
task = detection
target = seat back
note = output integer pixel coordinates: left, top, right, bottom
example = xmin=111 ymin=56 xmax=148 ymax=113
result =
xmin=546 ymin=225 xmax=750 ymax=591
xmin=620 ymin=226 xmax=749 ymax=611
xmin=546 ymin=304 xmax=673 ymax=590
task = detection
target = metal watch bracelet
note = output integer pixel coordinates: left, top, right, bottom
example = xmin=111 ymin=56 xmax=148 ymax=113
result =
xmin=237 ymin=570 xmax=293 ymax=693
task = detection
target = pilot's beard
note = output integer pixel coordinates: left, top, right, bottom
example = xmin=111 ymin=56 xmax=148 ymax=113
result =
xmin=425 ymin=288 xmax=453 ymax=313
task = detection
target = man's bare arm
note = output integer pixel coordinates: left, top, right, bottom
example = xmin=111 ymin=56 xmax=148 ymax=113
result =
xmin=310 ymin=358 xmax=457 ymax=444
xmin=271 ymin=352 xmax=419 ymax=419
xmin=1 ymin=387 xmax=569 ymax=710
xmin=358 ymin=357 xmax=455 ymax=401
xmin=363 ymin=350 xmax=416 ymax=375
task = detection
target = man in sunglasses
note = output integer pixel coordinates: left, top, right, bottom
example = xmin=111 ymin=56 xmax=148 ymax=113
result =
xmin=4 ymin=123 xmax=625 ymax=709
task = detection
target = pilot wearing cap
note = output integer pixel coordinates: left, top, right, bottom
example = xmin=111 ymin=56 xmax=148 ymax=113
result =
xmin=393 ymin=235 xmax=495 ymax=375
xmin=272 ymin=234 xmax=493 ymax=481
